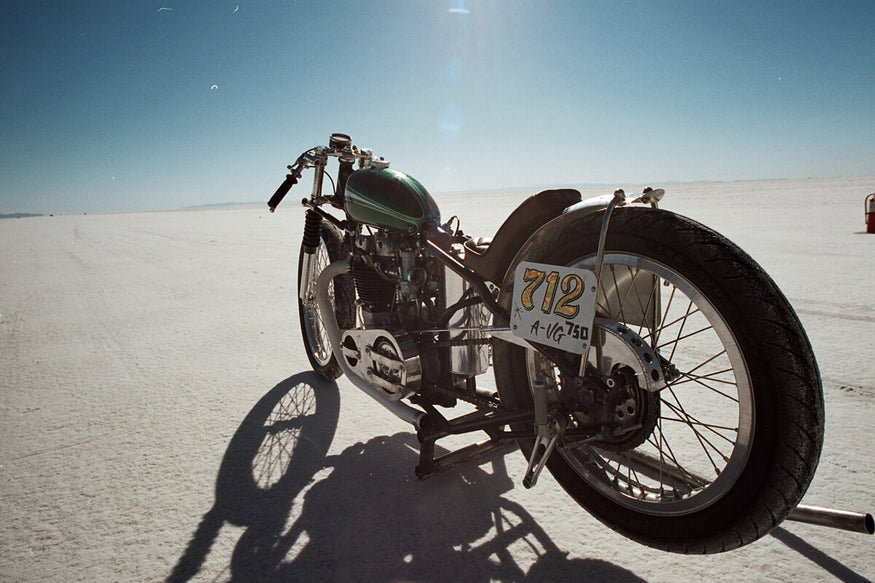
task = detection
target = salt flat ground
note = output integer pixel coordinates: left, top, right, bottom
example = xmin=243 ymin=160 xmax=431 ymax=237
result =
xmin=1 ymin=176 xmax=872 ymax=582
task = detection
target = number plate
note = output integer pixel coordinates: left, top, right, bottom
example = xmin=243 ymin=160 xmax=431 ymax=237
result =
xmin=510 ymin=261 xmax=598 ymax=354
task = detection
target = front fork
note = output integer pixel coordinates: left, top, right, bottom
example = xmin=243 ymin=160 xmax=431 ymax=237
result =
xmin=299 ymin=209 xmax=323 ymax=300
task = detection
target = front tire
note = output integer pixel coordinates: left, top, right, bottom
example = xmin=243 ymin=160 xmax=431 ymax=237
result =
xmin=493 ymin=206 xmax=824 ymax=553
xmin=297 ymin=221 xmax=354 ymax=380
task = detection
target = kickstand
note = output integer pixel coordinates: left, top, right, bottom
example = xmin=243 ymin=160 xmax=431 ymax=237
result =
xmin=416 ymin=437 xmax=513 ymax=478
xmin=416 ymin=433 xmax=438 ymax=478
xmin=521 ymin=419 xmax=560 ymax=488
xmin=414 ymin=405 xmax=517 ymax=478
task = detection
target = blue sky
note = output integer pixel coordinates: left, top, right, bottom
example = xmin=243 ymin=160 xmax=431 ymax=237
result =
xmin=1 ymin=1 xmax=873 ymax=215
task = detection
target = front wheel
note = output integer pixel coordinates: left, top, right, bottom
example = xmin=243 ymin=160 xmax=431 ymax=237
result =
xmin=493 ymin=207 xmax=824 ymax=553
xmin=297 ymin=219 xmax=354 ymax=380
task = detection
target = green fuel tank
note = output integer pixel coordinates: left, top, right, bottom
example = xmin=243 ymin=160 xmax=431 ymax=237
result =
xmin=344 ymin=167 xmax=441 ymax=233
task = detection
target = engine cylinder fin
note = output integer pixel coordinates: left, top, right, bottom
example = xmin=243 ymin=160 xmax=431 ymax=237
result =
xmin=351 ymin=257 xmax=395 ymax=310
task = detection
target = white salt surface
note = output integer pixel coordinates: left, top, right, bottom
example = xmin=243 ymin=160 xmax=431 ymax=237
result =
xmin=1 ymin=177 xmax=872 ymax=582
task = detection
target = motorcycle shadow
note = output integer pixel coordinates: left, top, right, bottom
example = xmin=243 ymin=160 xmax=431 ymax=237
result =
xmin=168 ymin=372 xmax=647 ymax=583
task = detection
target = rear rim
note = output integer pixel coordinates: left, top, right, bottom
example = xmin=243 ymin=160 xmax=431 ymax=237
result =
xmin=300 ymin=239 xmax=335 ymax=367
xmin=527 ymin=253 xmax=754 ymax=516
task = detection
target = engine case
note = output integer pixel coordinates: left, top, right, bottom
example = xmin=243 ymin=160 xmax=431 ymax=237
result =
xmin=340 ymin=329 xmax=421 ymax=400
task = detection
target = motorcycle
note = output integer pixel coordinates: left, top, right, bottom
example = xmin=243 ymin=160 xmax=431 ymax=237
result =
xmin=267 ymin=132 xmax=826 ymax=554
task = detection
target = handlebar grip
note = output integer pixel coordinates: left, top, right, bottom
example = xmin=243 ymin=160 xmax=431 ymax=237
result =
xmin=267 ymin=173 xmax=299 ymax=212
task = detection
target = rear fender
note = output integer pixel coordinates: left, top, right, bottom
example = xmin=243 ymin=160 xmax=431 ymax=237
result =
xmin=496 ymin=193 xmax=661 ymax=330
xmin=461 ymin=189 xmax=581 ymax=284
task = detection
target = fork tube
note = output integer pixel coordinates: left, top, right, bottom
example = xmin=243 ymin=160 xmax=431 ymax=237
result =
xmin=311 ymin=156 xmax=327 ymax=200
xmin=299 ymin=210 xmax=322 ymax=300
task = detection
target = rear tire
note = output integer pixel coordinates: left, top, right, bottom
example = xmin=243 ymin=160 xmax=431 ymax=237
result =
xmin=297 ymin=221 xmax=354 ymax=380
xmin=493 ymin=206 xmax=824 ymax=553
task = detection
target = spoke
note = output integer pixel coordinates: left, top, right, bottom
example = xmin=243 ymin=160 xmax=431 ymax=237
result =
xmin=616 ymin=266 xmax=640 ymax=324
xmin=664 ymin=349 xmax=739 ymax=403
xmin=671 ymin=368 xmax=737 ymax=386
xmin=595 ymin=298 xmax=612 ymax=317
xmin=658 ymin=416 xmax=665 ymax=493
xmin=658 ymin=416 xmax=738 ymax=437
xmin=595 ymin=270 xmax=616 ymax=319
xmin=620 ymin=448 xmax=646 ymax=495
xmin=642 ymin=304 xmax=702 ymax=344
xmin=625 ymin=269 xmax=659 ymax=338
xmin=666 ymin=300 xmax=694 ymax=362
xmin=660 ymin=395 xmax=735 ymax=471
xmin=683 ymin=350 xmax=730 ymax=377
xmin=627 ymin=272 xmax=649 ymax=338
xmin=669 ymin=373 xmax=740 ymax=403
xmin=641 ymin=276 xmax=660 ymax=339
xmin=658 ymin=415 xmax=667 ymax=493
xmin=645 ymin=425 xmax=707 ymax=490
xmin=610 ymin=266 xmax=629 ymax=324
xmin=657 ymin=323 xmax=714 ymax=353
xmin=651 ymin=284 xmax=677 ymax=347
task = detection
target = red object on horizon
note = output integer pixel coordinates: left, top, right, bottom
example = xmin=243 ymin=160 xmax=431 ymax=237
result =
xmin=867 ymin=193 xmax=875 ymax=234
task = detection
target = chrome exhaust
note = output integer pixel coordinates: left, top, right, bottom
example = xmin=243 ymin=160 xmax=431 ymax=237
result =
xmin=315 ymin=260 xmax=426 ymax=428
xmin=618 ymin=449 xmax=873 ymax=535
xmin=787 ymin=505 xmax=874 ymax=535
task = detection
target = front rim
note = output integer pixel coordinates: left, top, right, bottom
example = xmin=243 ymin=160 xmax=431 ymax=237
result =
xmin=526 ymin=253 xmax=754 ymax=516
xmin=300 ymin=239 xmax=334 ymax=367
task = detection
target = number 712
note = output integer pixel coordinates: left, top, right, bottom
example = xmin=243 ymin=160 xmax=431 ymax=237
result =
xmin=519 ymin=267 xmax=585 ymax=319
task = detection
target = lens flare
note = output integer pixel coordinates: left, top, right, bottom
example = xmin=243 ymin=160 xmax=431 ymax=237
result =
xmin=448 ymin=0 xmax=469 ymax=15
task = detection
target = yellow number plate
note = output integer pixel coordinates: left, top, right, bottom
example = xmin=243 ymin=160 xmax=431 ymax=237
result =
xmin=510 ymin=261 xmax=597 ymax=354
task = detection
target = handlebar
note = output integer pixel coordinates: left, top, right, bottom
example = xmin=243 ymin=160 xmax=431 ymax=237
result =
xmin=266 ymin=133 xmax=377 ymax=212
xmin=267 ymin=170 xmax=300 ymax=212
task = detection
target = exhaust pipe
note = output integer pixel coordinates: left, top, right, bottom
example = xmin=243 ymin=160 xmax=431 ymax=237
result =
xmin=623 ymin=449 xmax=873 ymax=536
xmin=787 ymin=504 xmax=874 ymax=535
xmin=315 ymin=260 xmax=426 ymax=428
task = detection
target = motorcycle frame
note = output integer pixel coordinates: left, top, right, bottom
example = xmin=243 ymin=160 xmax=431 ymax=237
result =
xmin=299 ymin=147 xmax=664 ymax=478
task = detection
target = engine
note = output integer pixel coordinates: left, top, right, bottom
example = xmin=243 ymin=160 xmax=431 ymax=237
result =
xmin=349 ymin=229 xmax=441 ymax=329
xmin=344 ymin=228 xmax=490 ymax=404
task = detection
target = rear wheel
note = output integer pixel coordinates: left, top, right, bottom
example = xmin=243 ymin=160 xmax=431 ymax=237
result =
xmin=297 ymin=220 xmax=354 ymax=380
xmin=493 ymin=207 xmax=824 ymax=553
